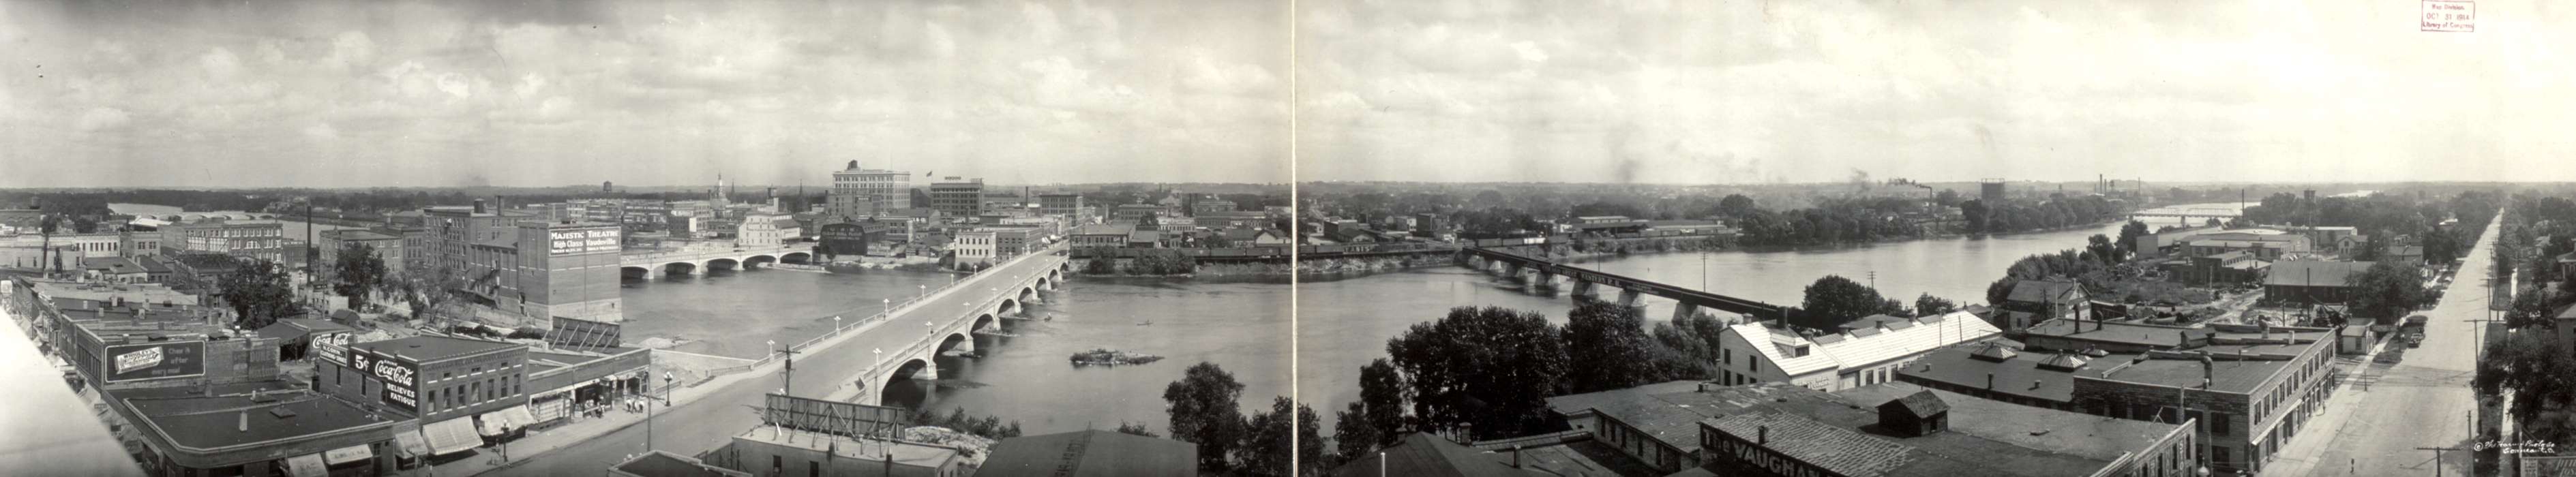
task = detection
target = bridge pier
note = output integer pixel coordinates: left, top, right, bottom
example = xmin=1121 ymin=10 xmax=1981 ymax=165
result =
xmin=1529 ymin=272 xmax=1559 ymax=291
xmin=1617 ymin=289 xmax=1644 ymax=308
xmin=635 ymin=267 xmax=658 ymax=280
xmin=1571 ymin=279 xmax=1598 ymax=301
xmin=948 ymin=337 xmax=976 ymax=354
xmin=912 ymin=363 xmax=940 ymax=380
xmin=1672 ymin=303 xmax=1701 ymax=322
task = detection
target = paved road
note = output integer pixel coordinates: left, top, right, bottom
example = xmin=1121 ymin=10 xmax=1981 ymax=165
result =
xmin=2291 ymin=212 xmax=2500 ymax=476
xmin=487 ymin=251 xmax=1066 ymax=476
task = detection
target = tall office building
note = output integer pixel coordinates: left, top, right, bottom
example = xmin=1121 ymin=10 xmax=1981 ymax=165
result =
xmin=827 ymin=160 xmax=912 ymax=219
xmin=929 ymin=177 xmax=985 ymax=219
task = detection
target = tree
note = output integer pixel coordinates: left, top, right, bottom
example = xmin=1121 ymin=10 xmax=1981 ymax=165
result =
xmin=1563 ymin=301 xmax=1684 ymax=393
xmin=1716 ymin=194 xmax=1758 ymax=218
xmin=1236 ymin=396 xmax=1323 ymax=477
xmin=1797 ymin=275 xmax=1896 ymax=329
xmin=1959 ymin=200 xmax=1988 ymax=232
xmin=1914 ymin=293 xmax=1959 ymax=317
xmin=218 ymin=260 xmax=299 ymax=330
xmin=2086 ymin=234 xmax=2125 ymax=265
xmin=1651 ymin=311 xmax=1731 ymax=361
xmin=1164 ymin=361 xmax=1248 ymax=471
xmin=332 ymin=243 xmax=389 ymax=311
xmin=399 ymin=266 xmax=466 ymax=322
xmin=1385 ymin=306 xmax=1569 ymax=439
xmin=2206 ymin=217 xmax=2223 ymax=228
xmin=1082 ymin=258 xmax=1118 ymax=275
xmin=1331 ymin=401 xmax=1381 ymax=467
xmin=2116 ymin=220 xmax=2150 ymax=254
xmin=1355 ymin=358 xmax=1409 ymax=442
xmin=2346 ymin=262 xmax=2430 ymax=320
xmin=1115 ymin=421 xmax=1160 ymax=437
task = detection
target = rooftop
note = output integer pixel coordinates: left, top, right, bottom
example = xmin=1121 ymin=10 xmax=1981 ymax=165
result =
xmin=1899 ymin=341 xmax=2083 ymax=402
xmin=1545 ymin=381 xmax=1811 ymax=451
xmin=1729 ymin=311 xmax=2003 ymax=377
xmin=119 ymin=388 xmax=395 ymax=451
xmin=254 ymin=318 xmax=355 ymax=341
xmin=2025 ymin=318 xmax=2211 ymax=350
xmin=2005 ymin=280 xmax=2084 ymax=304
xmin=1330 ymin=433 xmax=1544 ymax=477
xmin=610 ymin=450 xmax=751 ymax=477
xmin=318 ymin=229 xmax=400 ymax=241
xmin=81 ymin=256 xmax=147 ymax=275
xmin=1702 ymin=382 xmax=2187 ymax=477
xmin=980 ymin=430 xmax=1197 ymax=477
xmin=2266 ymin=260 xmax=2375 ymax=288
xmin=347 ymin=335 xmax=522 ymax=363
xmin=732 ymin=427 xmax=959 ymax=471
xmin=27 ymin=279 xmax=198 ymax=307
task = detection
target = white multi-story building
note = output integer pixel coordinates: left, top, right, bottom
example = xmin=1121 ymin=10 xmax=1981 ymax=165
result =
xmin=1711 ymin=311 xmax=2003 ymax=392
xmin=950 ymin=230 xmax=997 ymax=264
xmin=828 ymin=160 xmax=912 ymax=219
xmin=736 ymin=213 xmax=783 ymax=247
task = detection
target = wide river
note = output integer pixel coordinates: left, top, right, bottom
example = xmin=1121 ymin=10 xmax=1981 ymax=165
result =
xmin=622 ymin=203 xmax=2245 ymax=435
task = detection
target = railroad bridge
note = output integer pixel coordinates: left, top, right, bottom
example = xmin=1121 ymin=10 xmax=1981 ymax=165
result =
xmin=1458 ymin=247 xmax=1788 ymax=322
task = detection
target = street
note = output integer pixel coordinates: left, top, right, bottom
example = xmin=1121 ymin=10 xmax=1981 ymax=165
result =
xmin=480 ymin=251 xmax=1068 ymax=476
xmin=2278 ymin=211 xmax=2501 ymax=476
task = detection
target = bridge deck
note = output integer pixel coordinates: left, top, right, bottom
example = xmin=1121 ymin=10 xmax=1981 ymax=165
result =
xmin=1463 ymin=247 xmax=1786 ymax=320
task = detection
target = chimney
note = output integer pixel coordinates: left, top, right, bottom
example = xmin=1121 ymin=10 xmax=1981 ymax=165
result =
xmin=473 ymin=199 xmax=487 ymax=214
xmin=2031 ymin=379 xmax=2043 ymax=390
xmin=1511 ymin=446 xmax=1523 ymax=467
xmin=237 ymin=411 xmax=248 ymax=433
xmin=1758 ymin=425 xmax=1769 ymax=446
xmin=1986 ymin=373 xmax=1994 ymax=390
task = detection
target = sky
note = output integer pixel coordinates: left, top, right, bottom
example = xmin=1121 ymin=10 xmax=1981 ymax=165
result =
xmin=0 ymin=0 xmax=1289 ymax=187
xmin=1 ymin=0 xmax=2569 ymax=187
xmin=1296 ymin=0 xmax=2576 ymax=184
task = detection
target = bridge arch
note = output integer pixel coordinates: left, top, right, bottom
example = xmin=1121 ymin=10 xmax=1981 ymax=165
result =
xmin=937 ymin=332 xmax=974 ymax=355
xmin=995 ymin=298 xmax=1019 ymax=318
xmin=1035 ymin=276 xmax=1051 ymax=291
xmin=974 ymin=313 xmax=997 ymax=333
xmin=706 ymin=258 xmax=740 ymax=272
xmin=1018 ymin=287 xmax=1037 ymax=304
xmin=661 ymin=261 xmax=700 ymax=277
xmin=880 ymin=358 xmax=935 ymax=406
xmin=782 ymin=251 xmax=813 ymax=264
xmin=620 ymin=266 xmax=653 ymax=279
xmin=745 ymin=255 xmax=777 ymax=268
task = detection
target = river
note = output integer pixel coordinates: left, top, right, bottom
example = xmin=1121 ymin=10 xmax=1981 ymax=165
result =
xmin=619 ymin=203 xmax=2246 ymax=435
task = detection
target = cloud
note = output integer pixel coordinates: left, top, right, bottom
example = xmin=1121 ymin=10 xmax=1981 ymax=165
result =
xmin=75 ymin=107 xmax=131 ymax=132
xmin=303 ymin=123 xmax=339 ymax=140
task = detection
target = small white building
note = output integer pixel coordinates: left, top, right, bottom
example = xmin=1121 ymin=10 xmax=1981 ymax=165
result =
xmin=735 ymin=214 xmax=783 ymax=247
xmin=950 ymin=230 xmax=998 ymax=264
xmin=1711 ymin=311 xmax=2002 ymax=392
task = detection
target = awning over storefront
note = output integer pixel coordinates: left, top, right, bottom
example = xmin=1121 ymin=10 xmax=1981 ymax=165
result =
xmin=323 ymin=444 xmax=374 ymax=465
xmin=393 ymin=429 xmax=430 ymax=458
xmin=478 ymin=405 xmax=541 ymax=436
xmin=282 ymin=453 xmax=328 ymax=477
xmin=423 ymin=417 xmax=483 ymax=455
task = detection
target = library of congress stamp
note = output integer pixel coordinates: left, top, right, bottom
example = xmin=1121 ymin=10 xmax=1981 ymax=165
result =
xmin=2423 ymin=0 xmax=2475 ymax=32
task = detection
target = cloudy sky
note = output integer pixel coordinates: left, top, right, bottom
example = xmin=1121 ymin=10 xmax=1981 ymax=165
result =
xmin=1297 ymin=0 xmax=2575 ymax=184
xmin=0 ymin=0 xmax=1287 ymax=187
xmin=2 ymin=1 xmax=2568 ymax=187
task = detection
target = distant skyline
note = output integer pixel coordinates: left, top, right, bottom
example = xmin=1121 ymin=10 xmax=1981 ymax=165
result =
xmin=4 ymin=1 xmax=2571 ymax=187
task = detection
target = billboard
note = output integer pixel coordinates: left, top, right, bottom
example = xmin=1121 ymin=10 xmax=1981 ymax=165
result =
xmin=105 ymin=341 xmax=205 ymax=382
xmin=313 ymin=331 xmax=352 ymax=366
xmin=549 ymin=228 xmax=620 ymax=256
xmin=762 ymin=393 xmax=910 ymax=439
xmin=352 ymin=348 xmax=419 ymax=412
xmin=549 ymin=316 xmax=624 ymax=350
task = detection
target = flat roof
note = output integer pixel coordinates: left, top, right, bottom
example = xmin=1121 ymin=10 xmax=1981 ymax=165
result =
xmin=348 ymin=335 xmax=522 ymax=363
xmin=2026 ymin=318 xmax=2211 ymax=350
xmin=612 ymin=450 xmax=749 ymax=477
xmin=980 ymin=430 xmax=1197 ymax=477
xmin=731 ymin=427 xmax=957 ymax=470
xmin=1331 ymin=433 xmax=1542 ymax=477
xmin=1703 ymin=382 xmax=2183 ymax=477
xmin=27 ymin=279 xmax=198 ymax=305
xmin=1544 ymin=381 xmax=1812 ymax=452
xmin=119 ymin=389 xmax=395 ymax=451
xmin=1899 ymin=342 xmax=2082 ymax=403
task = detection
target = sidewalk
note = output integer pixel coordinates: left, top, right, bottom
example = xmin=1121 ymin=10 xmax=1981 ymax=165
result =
xmin=2263 ymin=333 xmax=2397 ymax=476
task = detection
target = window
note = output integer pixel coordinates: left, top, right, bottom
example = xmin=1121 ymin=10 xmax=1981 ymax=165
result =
xmin=1749 ymin=359 xmax=1758 ymax=374
xmin=773 ymin=456 xmax=781 ymax=471
xmin=809 ymin=461 xmax=820 ymax=477
xmin=2212 ymin=412 xmax=2231 ymax=435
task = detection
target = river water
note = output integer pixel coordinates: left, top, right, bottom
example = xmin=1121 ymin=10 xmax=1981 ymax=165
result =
xmin=618 ymin=203 xmax=2245 ymax=435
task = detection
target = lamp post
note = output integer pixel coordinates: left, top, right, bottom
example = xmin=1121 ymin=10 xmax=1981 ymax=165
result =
xmin=918 ymin=284 xmax=926 ymax=300
xmin=882 ymin=298 xmax=890 ymax=318
xmin=834 ymin=316 xmax=843 ymax=332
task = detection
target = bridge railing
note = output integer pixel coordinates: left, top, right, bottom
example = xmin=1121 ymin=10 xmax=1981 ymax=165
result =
xmin=620 ymin=244 xmax=812 ymax=265
xmin=691 ymin=244 xmax=1066 ymax=379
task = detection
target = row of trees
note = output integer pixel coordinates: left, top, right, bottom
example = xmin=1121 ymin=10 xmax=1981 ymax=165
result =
xmin=1160 ymin=301 xmax=1735 ymax=475
xmin=1078 ymin=251 xmax=1201 ymax=275
xmin=1959 ymin=195 xmax=2122 ymax=234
